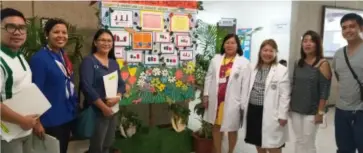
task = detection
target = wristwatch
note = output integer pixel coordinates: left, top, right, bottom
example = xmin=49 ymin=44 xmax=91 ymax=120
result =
xmin=318 ymin=110 xmax=325 ymax=115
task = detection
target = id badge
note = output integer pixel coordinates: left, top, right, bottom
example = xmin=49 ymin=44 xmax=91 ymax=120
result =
xmin=219 ymin=78 xmax=227 ymax=83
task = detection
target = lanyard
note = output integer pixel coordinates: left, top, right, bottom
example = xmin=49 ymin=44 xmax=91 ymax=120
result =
xmin=45 ymin=45 xmax=71 ymax=77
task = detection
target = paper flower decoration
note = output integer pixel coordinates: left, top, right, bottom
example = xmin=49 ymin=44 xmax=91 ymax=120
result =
xmin=121 ymin=71 xmax=129 ymax=81
xmin=128 ymin=76 xmax=137 ymax=85
xmin=128 ymin=67 xmax=137 ymax=77
xmin=187 ymin=75 xmax=195 ymax=84
xmin=168 ymin=76 xmax=176 ymax=83
xmin=151 ymin=78 xmax=161 ymax=86
xmin=152 ymin=68 xmax=161 ymax=76
xmin=156 ymin=83 xmax=166 ymax=92
xmin=175 ymin=80 xmax=183 ymax=88
xmin=161 ymin=69 xmax=169 ymax=77
xmin=183 ymin=61 xmax=195 ymax=75
xmin=175 ymin=69 xmax=183 ymax=80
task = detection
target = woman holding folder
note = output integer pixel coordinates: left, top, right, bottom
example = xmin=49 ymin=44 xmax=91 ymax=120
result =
xmin=80 ymin=29 xmax=126 ymax=153
xmin=29 ymin=18 xmax=77 ymax=153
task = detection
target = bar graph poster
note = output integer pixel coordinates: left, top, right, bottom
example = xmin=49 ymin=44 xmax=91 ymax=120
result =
xmin=237 ymin=28 xmax=252 ymax=60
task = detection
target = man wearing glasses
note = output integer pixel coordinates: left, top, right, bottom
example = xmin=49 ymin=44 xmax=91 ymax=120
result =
xmin=1 ymin=8 xmax=38 ymax=153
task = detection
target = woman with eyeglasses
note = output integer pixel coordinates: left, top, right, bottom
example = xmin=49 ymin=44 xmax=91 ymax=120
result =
xmin=80 ymin=29 xmax=125 ymax=153
xmin=29 ymin=18 xmax=77 ymax=153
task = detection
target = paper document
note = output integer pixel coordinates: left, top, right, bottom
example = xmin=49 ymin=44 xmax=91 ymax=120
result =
xmin=0 ymin=83 xmax=51 ymax=142
xmin=103 ymin=71 xmax=120 ymax=113
xmin=32 ymin=134 xmax=60 ymax=153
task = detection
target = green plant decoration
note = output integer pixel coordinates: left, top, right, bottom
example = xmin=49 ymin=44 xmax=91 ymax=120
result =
xmin=169 ymin=103 xmax=191 ymax=132
xmin=22 ymin=17 xmax=46 ymax=61
xmin=21 ymin=17 xmax=84 ymax=63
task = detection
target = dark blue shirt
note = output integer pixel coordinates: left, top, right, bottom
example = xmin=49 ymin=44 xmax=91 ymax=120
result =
xmin=29 ymin=47 xmax=77 ymax=127
xmin=80 ymin=55 xmax=125 ymax=111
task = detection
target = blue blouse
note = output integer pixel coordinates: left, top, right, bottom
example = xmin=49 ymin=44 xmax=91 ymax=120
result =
xmin=29 ymin=47 xmax=77 ymax=127
xmin=79 ymin=55 xmax=125 ymax=112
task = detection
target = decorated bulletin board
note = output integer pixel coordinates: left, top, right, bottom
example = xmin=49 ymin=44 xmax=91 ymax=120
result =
xmin=100 ymin=1 xmax=198 ymax=105
xmin=237 ymin=28 xmax=252 ymax=60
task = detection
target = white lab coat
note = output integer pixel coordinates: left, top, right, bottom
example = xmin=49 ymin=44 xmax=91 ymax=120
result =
xmin=242 ymin=63 xmax=291 ymax=148
xmin=203 ymin=54 xmax=250 ymax=132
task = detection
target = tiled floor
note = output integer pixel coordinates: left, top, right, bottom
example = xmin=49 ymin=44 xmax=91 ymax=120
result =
xmin=68 ymin=91 xmax=338 ymax=153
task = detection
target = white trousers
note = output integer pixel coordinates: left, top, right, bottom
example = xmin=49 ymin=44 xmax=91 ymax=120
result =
xmin=290 ymin=112 xmax=319 ymax=153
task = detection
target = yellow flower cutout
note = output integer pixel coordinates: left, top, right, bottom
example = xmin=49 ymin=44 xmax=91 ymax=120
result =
xmin=151 ymin=78 xmax=161 ymax=86
xmin=156 ymin=83 xmax=166 ymax=92
xmin=175 ymin=80 xmax=184 ymax=87
xmin=116 ymin=59 xmax=124 ymax=70
xmin=181 ymin=84 xmax=188 ymax=91
xmin=128 ymin=67 xmax=137 ymax=77
xmin=183 ymin=61 xmax=195 ymax=75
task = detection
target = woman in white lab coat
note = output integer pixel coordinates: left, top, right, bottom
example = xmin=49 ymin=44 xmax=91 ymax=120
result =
xmin=202 ymin=34 xmax=250 ymax=153
xmin=243 ymin=39 xmax=290 ymax=153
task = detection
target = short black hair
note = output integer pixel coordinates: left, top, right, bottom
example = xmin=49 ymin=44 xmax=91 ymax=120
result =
xmin=44 ymin=18 xmax=68 ymax=36
xmin=1 ymin=8 xmax=26 ymax=22
xmin=340 ymin=13 xmax=363 ymax=27
xmin=220 ymin=34 xmax=243 ymax=56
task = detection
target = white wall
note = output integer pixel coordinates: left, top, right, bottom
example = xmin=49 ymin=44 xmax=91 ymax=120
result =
xmin=197 ymin=1 xmax=292 ymax=64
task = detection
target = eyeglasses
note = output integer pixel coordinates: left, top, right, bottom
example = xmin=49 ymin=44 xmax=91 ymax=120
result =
xmin=1 ymin=24 xmax=27 ymax=34
xmin=97 ymin=39 xmax=113 ymax=44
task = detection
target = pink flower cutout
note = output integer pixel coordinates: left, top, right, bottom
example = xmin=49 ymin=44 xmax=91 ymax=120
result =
xmin=146 ymin=69 xmax=152 ymax=75
xmin=132 ymin=98 xmax=142 ymax=104
xmin=150 ymin=87 xmax=156 ymax=93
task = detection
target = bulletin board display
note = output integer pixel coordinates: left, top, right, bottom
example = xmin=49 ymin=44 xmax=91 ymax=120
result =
xmin=100 ymin=1 xmax=198 ymax=105
xmin=237 ymin=28 xmax=252 ymax=60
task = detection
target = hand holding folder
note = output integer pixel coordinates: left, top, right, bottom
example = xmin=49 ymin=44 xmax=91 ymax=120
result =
xmin=103 ymin=71 xmax=120 ymax=114
xmin=0 ymin=83 xmax=51 ymax=142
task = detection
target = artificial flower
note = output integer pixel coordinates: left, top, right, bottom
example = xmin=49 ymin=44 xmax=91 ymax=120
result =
xmin=152 ymin=68 xmax=161 ymax=76
xmin=181 ymin=84 xmax=188 ymax=91
xmin=161 ymin=69 xmax=169 ymax=77
xmin=121 ymin=71 xmax=129 ymax=81
xmin=151 ymin=78 xmax=161 ymax=86
xmin=161 ymin=76 xmax=168 ymax=83
xmin=150 ymin=87 xmax=156 ymax=93
xmin=175 ymin=69 xmax=183 ymax=80
xmin=145 ymin=76 xmax=152 ymax=82
xmin=146 ymin=69 xmax=152 ymax=76
xmin=128 ymin=76 xmax=137 ymax=85
xmin=139 ymin=75 xmax=147 ymax=80
xmin=156 ymin=83 xmax=166 ymax=92
xmin=168 ymin=76 xmax=176 ymax=83
xmin=183 ymin=61 xmax=195 ymax=75
xmin=137 ymin=79 xmax=146 ymax=87
xmin=176 ymin=80 xmax=183 ymax=87
xmin=187 ymin=75 xmax=195 ymax=84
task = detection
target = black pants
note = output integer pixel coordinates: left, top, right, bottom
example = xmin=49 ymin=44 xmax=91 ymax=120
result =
xmin=45 ymin=121 xmax=73 ymax=153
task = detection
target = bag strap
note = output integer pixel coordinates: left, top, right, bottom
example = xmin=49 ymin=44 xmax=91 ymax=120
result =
xmin=78 ymin=55 xmax=98 ymax=109
xmin=343 ymin=46 xmax=362 ymax=86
